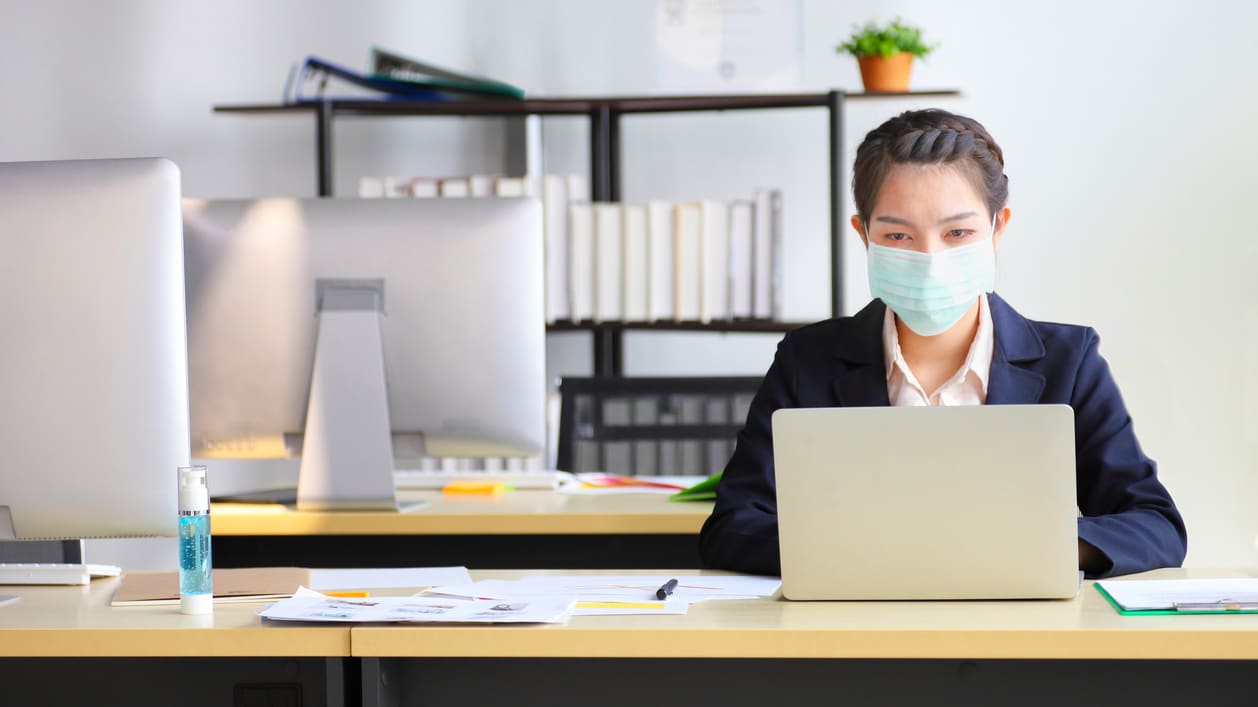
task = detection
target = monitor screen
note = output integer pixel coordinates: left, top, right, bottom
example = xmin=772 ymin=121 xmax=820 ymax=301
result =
xmin=0 ymin=158 xmax=189 ymax=540
xmin=181 ymin=197 xmax=546 ymax=510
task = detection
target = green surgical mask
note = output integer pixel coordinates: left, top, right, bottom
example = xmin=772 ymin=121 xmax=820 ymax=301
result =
xmin=865 ymin=223 xmax=996 ymax=337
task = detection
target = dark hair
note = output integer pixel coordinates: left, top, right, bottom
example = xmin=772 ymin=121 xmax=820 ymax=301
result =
xmin=852 ymin=109 xmax=1008 ymax=224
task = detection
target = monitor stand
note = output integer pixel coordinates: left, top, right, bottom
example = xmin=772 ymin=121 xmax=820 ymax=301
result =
xmin=295 ymin=280 xmax=423 ymax=512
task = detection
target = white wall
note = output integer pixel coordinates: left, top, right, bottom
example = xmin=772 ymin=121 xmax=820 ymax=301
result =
xmin=3 ymin=0 xmax=1255 ymax=569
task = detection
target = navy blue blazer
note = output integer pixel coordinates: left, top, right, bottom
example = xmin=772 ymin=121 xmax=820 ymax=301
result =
xmin=699 ymin=293 xmax=1187 ymax=579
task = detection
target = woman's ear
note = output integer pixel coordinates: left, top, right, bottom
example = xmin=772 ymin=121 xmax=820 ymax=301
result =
xmin=850 ymin=214 xmax=868 ymax=248
xmin=993 ymin=207 xmax=1012 ymax=252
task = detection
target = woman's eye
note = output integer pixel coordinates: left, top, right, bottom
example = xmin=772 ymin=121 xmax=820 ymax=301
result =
xmin=885 ymin=232 xmax=909 ymax=241
xmin=947 ymin=229 xmax=974 ymax=239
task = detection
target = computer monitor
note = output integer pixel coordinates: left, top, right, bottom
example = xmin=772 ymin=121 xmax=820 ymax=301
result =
xmin=0 ymin=158 xmax=189 ymax=540
xmin=181 ymin=197 xmax=546 ymax=511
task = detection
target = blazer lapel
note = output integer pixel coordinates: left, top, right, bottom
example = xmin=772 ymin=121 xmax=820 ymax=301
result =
xmin=985 ymin=293 xmax=1047 ymax=404
xmin=831 ymin=299 xmax=891 ymax=407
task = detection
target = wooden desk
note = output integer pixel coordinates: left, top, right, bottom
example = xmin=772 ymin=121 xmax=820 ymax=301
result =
xmin=211 ymin=491 xmax=713 ymax=569
xmin=353 ymin=568 xmax=1258 ymax=707
xmin=2 ymin=569 xmax=1257 ymax=707
xmin=0 ymin=576 xmax=350 ymax=706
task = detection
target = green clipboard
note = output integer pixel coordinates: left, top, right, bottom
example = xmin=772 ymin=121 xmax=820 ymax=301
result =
xmin=669 ymin=472 xmax=722 ymax=502
xmin=1093 ymin=582 xmax=1258 ymax=616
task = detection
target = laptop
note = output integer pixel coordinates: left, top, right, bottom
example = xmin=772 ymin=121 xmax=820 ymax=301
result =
xmin=772 ymin=405 xmax=1079 ymax=600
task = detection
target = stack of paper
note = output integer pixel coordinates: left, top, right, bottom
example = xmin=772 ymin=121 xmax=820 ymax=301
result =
xmin=427 ymin=574 xmax=780 ymax=616
xmin=1096 ymin=578 xmax=1258 ymax=614
xmin=260 ymin=587 xmax=575 ymax=624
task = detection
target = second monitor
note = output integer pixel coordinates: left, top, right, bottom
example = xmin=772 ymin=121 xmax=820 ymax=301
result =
xmin=182 ymin=197 xmax=546 ymax=510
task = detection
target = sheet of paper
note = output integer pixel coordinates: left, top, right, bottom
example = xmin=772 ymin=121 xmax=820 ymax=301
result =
xmin=259 ymin=587 xmax=574 ymax=624
xmin=427 ymin=574 xmax=780 ymax=604
xmin=309 ymin=567 xmax=472 ymax=590
xmin=1097 ymin=578 xmax=1258 ymax=611
xmin=654 ymin=0 xmax=802 ymax=93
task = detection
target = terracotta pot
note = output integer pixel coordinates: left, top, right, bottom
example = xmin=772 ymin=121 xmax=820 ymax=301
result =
xmin=857 ymin=53 xmax=914 ymax=92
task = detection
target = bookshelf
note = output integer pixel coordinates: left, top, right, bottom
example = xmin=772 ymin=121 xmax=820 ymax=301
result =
xmin=214 ymin=90 xmax=959 ymax=375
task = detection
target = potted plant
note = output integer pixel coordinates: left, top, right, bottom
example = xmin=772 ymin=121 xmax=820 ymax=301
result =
xmin=837 ymin=19 xmax=935 ymax=92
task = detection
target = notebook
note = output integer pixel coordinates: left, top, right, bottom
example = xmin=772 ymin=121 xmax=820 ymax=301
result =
xmin=772 ymin=405 xmax=1079 ymax=600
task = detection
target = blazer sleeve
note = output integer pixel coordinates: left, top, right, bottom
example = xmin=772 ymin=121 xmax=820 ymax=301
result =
xmin=1071 ymin=328 xmax=1188 ymax=577
xmin=698 ymin=334 xmax=795 ymax=575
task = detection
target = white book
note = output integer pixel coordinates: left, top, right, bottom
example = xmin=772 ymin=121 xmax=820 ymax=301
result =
xmin=769 ymin=189 xmax=784 ymax=321
xmin=593 ymin=203 xmax=623 ymax=322
xmin=566 ymin=174 xmax=590 ymax=202
xmin=409 ymin=178 xmax=440 ymax=198
xmin=494 ymin=177 xmax=527 ymax=197
xmin=646 ymin=200 xmax=675 ymax=322
xmin=752 ymin=188 xmax=773 ymax=318
xmin=568 ymin=202 xmax=595 ymax=321
xmin=621 ymin=204 xmax=650 ymax=322
xmin=439 ymin=178 xmax=470 ymax=197
xmin=523 ymin=175 xmax=542 ymax=197
xmin=728 ymin=200 xmax=755 ymax=319
xmin=383 ymin=177 xmax=410 ymax=198
xmin=699 ymin=200 xmax=730 ymax=322
xmin=359 ymin=176 xmax=386 ymax=198
xmin=469 ymin=174 xmax=496 ymax=197
xmin=541 ymin=175 xmax=571 ymax=322
xmin=674 ymin=202 xmax=702 ymax=322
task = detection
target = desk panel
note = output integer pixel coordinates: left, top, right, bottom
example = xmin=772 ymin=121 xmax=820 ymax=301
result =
xmin=212 ymin=491 xmax=712 ymax=569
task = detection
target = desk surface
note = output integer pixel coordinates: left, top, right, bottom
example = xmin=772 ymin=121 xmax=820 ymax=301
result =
xmin=4 ymin=569 xmax=1257 ymax=661
xmin=0 ymin=577 xmax=350 ymax=658
xmin=356 ymin=568 xmax=1258 ymax=661
xmin=212 ymin=490 xmax=713 ymax=536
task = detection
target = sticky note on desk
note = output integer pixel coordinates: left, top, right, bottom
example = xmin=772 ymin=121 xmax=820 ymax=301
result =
xmin=443 ymin=481 xmax=508 ymax=495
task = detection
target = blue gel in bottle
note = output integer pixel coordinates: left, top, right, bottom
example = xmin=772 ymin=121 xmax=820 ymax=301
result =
xmin=178 ymin=465 xmax=213 ymax=614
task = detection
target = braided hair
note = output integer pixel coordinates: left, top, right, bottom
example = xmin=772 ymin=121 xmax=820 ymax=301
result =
xmin=852 ymin=109 xmax=1008 ymax=224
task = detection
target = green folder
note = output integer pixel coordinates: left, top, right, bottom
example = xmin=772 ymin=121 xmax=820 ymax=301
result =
xmin=1093 ymin=582 xmax=1258 ymax=616
xmin=670 ymin=472 xmax=722 ymax=502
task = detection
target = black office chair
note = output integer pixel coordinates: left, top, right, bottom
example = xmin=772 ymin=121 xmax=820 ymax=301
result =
xmin=555 ymin=376 xmax=762 ymax=476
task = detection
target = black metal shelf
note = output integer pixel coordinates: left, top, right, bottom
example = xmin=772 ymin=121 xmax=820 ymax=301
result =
xmin=547 ymin=320 xmax=803 ymax=333
xmin=215 ymin=89 xmax=959 ymax=375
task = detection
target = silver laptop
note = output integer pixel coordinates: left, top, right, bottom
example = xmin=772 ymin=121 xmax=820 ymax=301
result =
xmin=772 ymin=405 xmax=1079 ymax=600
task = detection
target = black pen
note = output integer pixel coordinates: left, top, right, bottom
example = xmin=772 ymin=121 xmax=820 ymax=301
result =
xmin=656 ymin=578 xmax=679 ymax=600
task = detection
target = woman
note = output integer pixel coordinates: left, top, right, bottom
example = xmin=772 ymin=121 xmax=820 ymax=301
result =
xmin=699 ymin=109 xmax=1186 ymax=579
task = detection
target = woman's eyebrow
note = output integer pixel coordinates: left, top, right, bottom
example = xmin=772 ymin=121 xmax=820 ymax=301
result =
xmin=874 ymin=215 xmax=914 ymax=226
xmin=938 ymin=211 xmax=978 ymax=225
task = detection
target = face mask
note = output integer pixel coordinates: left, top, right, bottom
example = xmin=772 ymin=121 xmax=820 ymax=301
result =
xmin=865 ymin=220 xmax=997 ymax=337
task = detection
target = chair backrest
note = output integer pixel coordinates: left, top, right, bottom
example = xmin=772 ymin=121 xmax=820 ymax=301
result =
xmin=555 ymin=376 xmax=762 ymax=476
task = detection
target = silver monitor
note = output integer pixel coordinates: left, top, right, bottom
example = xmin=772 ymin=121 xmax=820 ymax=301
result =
xmin=0 ymin=158 xmax=189 ymax=540
xmin=181 ymin=197 xmax=546 ymax=511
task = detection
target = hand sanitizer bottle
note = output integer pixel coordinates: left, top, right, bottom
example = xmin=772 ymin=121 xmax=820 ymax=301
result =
xmin=178 ymin=465 xmax=213 ymax=615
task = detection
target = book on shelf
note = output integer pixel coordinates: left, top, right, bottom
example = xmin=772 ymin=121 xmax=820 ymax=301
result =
xmin=469 ymin=174 xmax=497 ymax=197
xmin=647 ymin=200 xmax=676 ymax=322
xmin=752 ymin=188 xmax=778 ymax=319
xmin=699 ymin=200 xmax=730 ymax=323
xmin=568 ymin=202 xmax=596 ymax=322
xmin=674 ymin=202 xmax=703 ymax=322
xmin=768 ymin=189 xmax=785 ymax=321
xmin=593 ymin=203 xmax=623 ymax=322
xmin=542 ymin=175 xmax=572 ymax=322
xmin=284 ymin=50 xmax=524 ymax=104
xmin=728 ymin=200 xmax=755 ymax=319
xmin=621 ymin=204 xmax=650 ymax=322
xmin=369 ymin=46 xmax=525 ymax=100
xmin=439 ymin=177 xmax=470 ymax=197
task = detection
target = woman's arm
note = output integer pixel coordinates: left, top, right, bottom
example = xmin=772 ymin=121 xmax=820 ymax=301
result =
xmin=1071 ymin=328 xmax=1188 ymax=577
xmin=698 ymin=335 xmax=798 ymax=576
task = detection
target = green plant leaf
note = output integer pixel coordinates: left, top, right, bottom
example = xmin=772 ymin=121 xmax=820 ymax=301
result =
xmin=834 ymin=17 xmax=936 ymax=59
